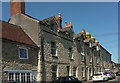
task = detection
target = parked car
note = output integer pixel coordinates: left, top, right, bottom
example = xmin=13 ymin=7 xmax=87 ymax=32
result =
xmin=105 ymin=71 xmax=115 ymax=79
xmin=116 ymin=70 xmax=120 ymax=76
xmin=53 ymin=76 xmax=82 ymax=83
xmin=111 ymin=72 xmax=116 ymax=79
xmin=92 ymin=72 xmax=108 ymax=82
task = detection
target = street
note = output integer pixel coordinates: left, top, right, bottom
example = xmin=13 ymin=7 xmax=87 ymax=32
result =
xmin=83 ymin=76 xmax=120 ymax=83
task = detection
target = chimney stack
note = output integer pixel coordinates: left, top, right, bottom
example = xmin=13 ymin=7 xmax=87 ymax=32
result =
xmin=95 ymin=40 xmax=99 ymax=44
xmin=91 ymin=36 xmax=95 ymax=43
xmin=64 ymin=22 xmax=72 ymax=28
xmin=56 ymin=13 xmax=62 ymax=29
xmin=10 ymin=0 xmax=25 ymax=18
xmin=82 ymin=29 xmax=86 ymax=38
xmin=86 ymin=32 xmax=91 ymax=39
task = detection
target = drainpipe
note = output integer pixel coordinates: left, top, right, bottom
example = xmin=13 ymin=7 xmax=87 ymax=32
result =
xmin=37 ymin=49 xmax=42 ymax=82
xmin=37 ymin=36 xmax=44 ymax=83
xmin=83 ymin=43 xmax=87 ymax=81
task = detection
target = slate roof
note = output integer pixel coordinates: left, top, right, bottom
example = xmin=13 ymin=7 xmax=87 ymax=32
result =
xmin=84 ymin=38 xmax=90 ymax=43
xmin=1 ymin=20 xmax=37 ymax=47
xmin=41 ymin=16 xmax=55 ymax=22
xmin=74 ymin=33 xmax=82 ymax=38
xmin=60 ymin=27 xmax=71 ymax=32
xmin=92 ymin=43 xmax=97 ymax=47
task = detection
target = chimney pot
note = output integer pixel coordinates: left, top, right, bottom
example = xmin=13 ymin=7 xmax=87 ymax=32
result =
xmin=56 ymin=13 xmax=62 ymax=29
xmin=91 ymin=36 xmax=95 ymax=43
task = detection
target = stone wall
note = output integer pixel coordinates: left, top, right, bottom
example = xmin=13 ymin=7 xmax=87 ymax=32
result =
xmin=40 ymin=30 xmax=81 ymax=81
xmin=2 ymin=39 xmax=38 ymax=81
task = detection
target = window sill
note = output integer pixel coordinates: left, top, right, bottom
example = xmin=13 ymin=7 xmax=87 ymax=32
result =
xmin=19 ymin=58 xmax=28 ymax=60
xmin=82 ymin=60 xmax=84 ymax=62
xmin=70 ymin=58 xmax=74 ymax=61
xmin=52 ymin=55 xmax=58 ymax=59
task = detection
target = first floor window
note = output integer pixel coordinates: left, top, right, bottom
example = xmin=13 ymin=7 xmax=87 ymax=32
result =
xmin=51 ymin=42 xmax=56 ymax=55
xmin=81 ymin=55 xmax=83 ymax=61
xmin=69 ymin=48 xmax=73 ymax=59
xmin=89 ymin=55 xmax=92 ymax=64
xmin=19 ymin=47 xmax=28 ymax=59
xmin=52 ymin=65 xmax=57 ymax=81
xmin=96 ymin=58 xmax=98 ymax=63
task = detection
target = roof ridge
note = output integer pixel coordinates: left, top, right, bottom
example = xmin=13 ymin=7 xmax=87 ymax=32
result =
xmin=2 ymin=20 xmax=38 ymax=47
xmin=1 ymin=20 xmax=22 ymax=28
xmin=41 ymin=16 xmax=55 ymax=22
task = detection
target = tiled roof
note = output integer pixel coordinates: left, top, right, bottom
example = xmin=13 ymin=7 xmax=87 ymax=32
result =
xmin=1 ymin=20 xmax=37 ymax=47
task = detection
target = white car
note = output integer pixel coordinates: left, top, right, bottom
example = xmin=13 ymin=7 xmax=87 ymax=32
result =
xmin=92 ymin=72 xmax=109 ymax=82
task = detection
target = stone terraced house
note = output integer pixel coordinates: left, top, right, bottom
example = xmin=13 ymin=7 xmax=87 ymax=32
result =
xmin=0 ymin=0 xmax=112 ymax=82
xmin=1 ymin=20 xmax=39 ymax=82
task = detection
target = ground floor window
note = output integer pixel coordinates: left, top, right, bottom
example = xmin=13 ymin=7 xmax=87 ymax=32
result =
xmin=67 ymin=66 xmax=70 ymax=76
xmin=52 ymin=65 xmax=57 ymax=81
xmin=8 ymin=73 xmax=14 ymax=81
xmin=73 ymin=67 xmax=77 ymax=77
xmin=89 ymin=68 xmax=92 ymax=76
xmin=81 ymin=67 xmax=84 ymax=77
xmin=8 ymin=72 xmax=33 ymax=82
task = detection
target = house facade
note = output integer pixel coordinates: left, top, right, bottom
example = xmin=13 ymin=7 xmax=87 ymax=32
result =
xmin=0 ymin=0 xmax=112 ymax=82
xmin=1 ymin=21 xmax=39 ymax=82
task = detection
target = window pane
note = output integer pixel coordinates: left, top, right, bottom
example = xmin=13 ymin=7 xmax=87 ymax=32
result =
xmin=27 ymin=73 xmax=31 ymax=82
xmin=67 ymin=66 xmax=69 ymax=76
xmin=51 ymin=42 xmax=56 ymax=55
xmin=73 ymin=67 xmax=77 ymax=77
xmin=69 ymin=48 xmax=72 ymax=59
xmin=52 ymin=65 xmax=57 ymax=81
xmin=19 ymin=48 xmax=28 ymax=59
xmin=9 ymin=73 xmax=14 ymax=81
xmin=81 ymin=56 xmax=83 ymax=61
xmin=21 ymin=73 xmax=25 ymax=82
xmin=15 ymin=73 xmax=20 ymax=82
xmin=50 ymin=24 xmax=54 ymax=31
xmin=52 ymin=73 xmax=56 ymax=81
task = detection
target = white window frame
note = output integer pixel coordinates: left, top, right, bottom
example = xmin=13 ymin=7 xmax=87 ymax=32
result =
xmin=7 ymin=70 xmax=33 ymax=82
xmin=19 ymin=47 xmax=28 ymax=59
